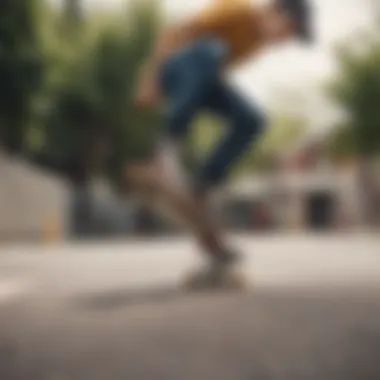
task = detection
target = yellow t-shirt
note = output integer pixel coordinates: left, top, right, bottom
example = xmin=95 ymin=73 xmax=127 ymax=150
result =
xmin=193 ymin=0 xmax=265 ymax=65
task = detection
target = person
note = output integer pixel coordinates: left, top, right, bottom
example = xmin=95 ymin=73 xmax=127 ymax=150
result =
xmin=127 ymin=0 xmax=314 ymax=285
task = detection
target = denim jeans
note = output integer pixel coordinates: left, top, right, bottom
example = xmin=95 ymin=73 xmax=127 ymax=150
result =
xmin=159 ymin=38 xmax=267 ymax=188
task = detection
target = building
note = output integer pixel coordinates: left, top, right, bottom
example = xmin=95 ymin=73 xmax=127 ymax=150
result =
xmin=222 ymin=135 xmax=364 ymax=231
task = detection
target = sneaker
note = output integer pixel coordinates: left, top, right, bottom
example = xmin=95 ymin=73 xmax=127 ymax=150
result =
xmin=184 ymin=250 xmax=246 ymax=291
xmin=211 ymin=246 xmax=243 ymax=269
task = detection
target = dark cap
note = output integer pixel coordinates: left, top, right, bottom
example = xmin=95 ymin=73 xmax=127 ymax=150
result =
xmin=274 ymin=0 xmax=314 ymax=44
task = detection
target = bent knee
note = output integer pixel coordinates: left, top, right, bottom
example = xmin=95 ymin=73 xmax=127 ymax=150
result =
xmin=241 ymin=109 xmax=267 ymax=137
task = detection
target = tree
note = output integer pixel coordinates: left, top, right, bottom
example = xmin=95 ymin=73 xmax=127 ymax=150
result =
xmin=330 ymin=25 xmax=380 ymax=157
xmin=327 ymin=124 xmax=358 ymax=162
xmin=63 ymin=0 xmax=83 ymax=36
xmin=330 ymin=18 xmax=380 ymax=226
xmin=33 ymin=0 xmax=160 ymax=187
xmin=0 ymin=0 xmax=46 ymax=154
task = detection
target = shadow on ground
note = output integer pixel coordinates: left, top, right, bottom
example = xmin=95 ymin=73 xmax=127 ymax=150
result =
xmin=72 ymin=284 xmax=244 ymax=311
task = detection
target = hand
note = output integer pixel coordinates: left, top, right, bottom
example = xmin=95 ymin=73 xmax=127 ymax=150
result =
xmin=135 ymin=80 xmax=159 ymax=109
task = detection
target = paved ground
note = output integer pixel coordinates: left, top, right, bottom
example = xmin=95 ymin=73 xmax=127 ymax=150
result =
xmin=1 ymin=235 xmax=380 ymax=380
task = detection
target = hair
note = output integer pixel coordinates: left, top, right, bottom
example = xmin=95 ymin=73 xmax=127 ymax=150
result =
xmin=273 ymin=0 xmax=313 ymax=43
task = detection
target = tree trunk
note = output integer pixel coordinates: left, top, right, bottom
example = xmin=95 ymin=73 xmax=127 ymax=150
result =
xmin=357 ymin=157 xmax=379 ymax=229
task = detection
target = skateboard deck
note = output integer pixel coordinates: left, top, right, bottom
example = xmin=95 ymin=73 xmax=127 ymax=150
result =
xmin=182 ymin=267 xmax=250 ymax=291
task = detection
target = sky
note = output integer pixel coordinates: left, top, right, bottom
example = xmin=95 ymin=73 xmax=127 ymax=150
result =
xmin=51 ymin=0 xmax=376 ymax=130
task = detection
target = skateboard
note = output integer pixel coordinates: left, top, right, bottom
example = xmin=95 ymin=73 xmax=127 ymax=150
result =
xmin=182 ymin=266 xmax=250 ymax=291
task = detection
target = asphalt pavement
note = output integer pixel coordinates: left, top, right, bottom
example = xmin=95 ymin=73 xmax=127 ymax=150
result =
xmin=1 ymin=234 xmax=380 ymax=380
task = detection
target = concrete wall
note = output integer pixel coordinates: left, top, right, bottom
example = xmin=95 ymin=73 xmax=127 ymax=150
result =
xmin=0 ymin=153 xmax=69 ymax=242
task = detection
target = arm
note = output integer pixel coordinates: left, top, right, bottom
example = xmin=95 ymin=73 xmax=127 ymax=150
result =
xmin=136 ymin=3 xmax=234 ymax=108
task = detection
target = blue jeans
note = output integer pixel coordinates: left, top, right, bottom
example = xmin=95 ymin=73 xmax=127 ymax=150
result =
xmin=160 ymin=38 xmax=267 ymax=188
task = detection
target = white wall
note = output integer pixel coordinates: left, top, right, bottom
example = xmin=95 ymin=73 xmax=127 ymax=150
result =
xmin=0 ymin=153 xmax=69 ymax=241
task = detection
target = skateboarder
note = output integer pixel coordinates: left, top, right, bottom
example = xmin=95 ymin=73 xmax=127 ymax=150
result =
xmin=127 ymin=0 xmax=314 ymax=286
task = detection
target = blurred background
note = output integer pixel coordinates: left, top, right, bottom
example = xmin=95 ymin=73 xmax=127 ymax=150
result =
xmin=1 ymin=2 xmax=380 ymax=380
xmin=0 ymin=0 xmax=379 ymax=242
